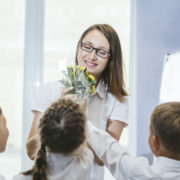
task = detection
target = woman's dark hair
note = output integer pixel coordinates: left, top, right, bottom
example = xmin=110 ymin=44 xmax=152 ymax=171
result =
xmin=75 ymin=24 xmax=128 ymax=102
xmin=23 ymin=98 xmax=86 ymax=180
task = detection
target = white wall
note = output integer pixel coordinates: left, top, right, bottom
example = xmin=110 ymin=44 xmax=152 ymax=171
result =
xmin=129 ymin=0 xmax=180 ymax=162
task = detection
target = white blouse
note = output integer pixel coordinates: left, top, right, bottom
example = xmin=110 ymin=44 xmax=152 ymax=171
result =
xmin=31 ymin=80 xmax=129 ymax=129
xmin=13 ymin=146 xmax=94 ymax=180
xmin=88 ymin=123 xmax=180 ymax=180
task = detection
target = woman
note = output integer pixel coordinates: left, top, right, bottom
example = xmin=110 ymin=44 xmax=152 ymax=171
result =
xmin=27 ymin=24 xmax=129 ymax=180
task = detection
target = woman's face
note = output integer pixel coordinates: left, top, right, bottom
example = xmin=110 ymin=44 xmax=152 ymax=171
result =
xmin=77 ymin=29 xmax=110 ymax=81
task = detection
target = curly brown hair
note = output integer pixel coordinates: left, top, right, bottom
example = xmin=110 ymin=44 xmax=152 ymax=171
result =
xmin=23 ymin=98 xmax=86 ymax=180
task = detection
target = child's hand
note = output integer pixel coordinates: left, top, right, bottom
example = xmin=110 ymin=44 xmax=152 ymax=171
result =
xmin=0 ymin=107 xmax=9 ymax=152
xmin=61 ymin=87 xmax=78 ymax=102
xmin=80 ymin=98 xmax=87 ymax=111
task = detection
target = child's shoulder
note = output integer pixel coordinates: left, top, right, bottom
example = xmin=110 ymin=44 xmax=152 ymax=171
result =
xmin=73 ymin=145 xmax=94 ymax=163
xmin=0 ymin=174 xmax=6 ymax=180
xmin=12 ymin=174 xmax=32 ymax=180
xmin=83 ymin=146 xmax=94 ymax=159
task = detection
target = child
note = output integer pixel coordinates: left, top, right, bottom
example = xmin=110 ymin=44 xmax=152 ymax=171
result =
xmin=87 ymin=102 xmax=180 ymax=180
xmin=0 ymin=107 xmax=9 ymax=153
xmin=13 ymin=98 xmax=93 ymax=180
xmin=0 ymin=107 xmax=9 ymax=180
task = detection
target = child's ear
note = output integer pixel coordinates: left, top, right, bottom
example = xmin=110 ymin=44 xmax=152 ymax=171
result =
xmin=84 ymin=132 xmax=86 ymax=139
xmin=152 ymin=135 xmax=160 ymax=152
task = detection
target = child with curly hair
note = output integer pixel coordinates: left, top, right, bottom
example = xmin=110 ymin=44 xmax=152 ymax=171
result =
xmin=13 ymin=98 xmax=93 ymax=180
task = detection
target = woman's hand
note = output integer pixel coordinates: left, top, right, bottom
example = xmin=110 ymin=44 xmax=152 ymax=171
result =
xmin=61 ymin=88 xmax=87 ymax=112
xmin=26 ymin=111 xmax=42 ymax=159
xmin=61 ymin=87 xmax=78 ymax=102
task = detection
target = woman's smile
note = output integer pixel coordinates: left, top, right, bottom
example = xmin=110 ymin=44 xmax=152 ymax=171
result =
xmin=77 ymin=29 xmax=110 ymax=81
xmin=85 ymin=60 xmax=97 ymax=68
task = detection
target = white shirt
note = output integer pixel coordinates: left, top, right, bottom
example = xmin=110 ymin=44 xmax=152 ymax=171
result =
xmin=31 ymin=81 xmax=129 ymax=128
xmin=87 ymin=123 xmax=180 ymax=180
xmin=13 ymin=146 xmax=93 ymax=180
xmin=31 ymin=80 xmax=129 ymax=180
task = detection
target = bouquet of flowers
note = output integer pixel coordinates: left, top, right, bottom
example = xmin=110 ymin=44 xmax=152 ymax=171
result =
xmin=59 ymin=65 xmax=96 ymax=101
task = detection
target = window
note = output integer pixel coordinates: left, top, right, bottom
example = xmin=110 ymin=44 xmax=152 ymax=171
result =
xmin=0 ymin=0 xmax=25 ymax=179
xmin=160 ymin=52 xmax=180 ymax=103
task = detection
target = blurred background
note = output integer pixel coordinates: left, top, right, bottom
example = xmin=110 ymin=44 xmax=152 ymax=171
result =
xmin=1 ymin=0 xmax=180 ymax=179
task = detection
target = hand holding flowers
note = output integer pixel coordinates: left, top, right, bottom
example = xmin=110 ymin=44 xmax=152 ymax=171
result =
xmin=59 ymin=66 xmax=96 ymax=102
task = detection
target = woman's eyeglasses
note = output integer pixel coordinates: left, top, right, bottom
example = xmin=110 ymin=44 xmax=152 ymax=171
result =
xmin=80 ymin=42 xmax=110 ymax=58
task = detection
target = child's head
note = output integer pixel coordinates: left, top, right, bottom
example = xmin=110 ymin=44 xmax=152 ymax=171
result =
xmin=149 ymin=102 xmax=180 ymax=159
xmin=23 ymin=98 xmax=86 ymax=179
xmin=0 ymin=107 xmax=9 ymax=153
xmin=39 ymin=98 xmax=86 ymax=154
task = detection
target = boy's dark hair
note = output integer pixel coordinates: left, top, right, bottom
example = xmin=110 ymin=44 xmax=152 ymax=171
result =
xmin=23 ymin=98 xmax=86 ymax=180
xmin=151 ymin=102 xmax=180 ymax=154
